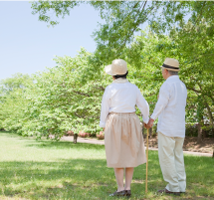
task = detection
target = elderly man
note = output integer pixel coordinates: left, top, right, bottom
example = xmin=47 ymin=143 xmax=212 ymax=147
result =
xmin=146 ymin=58 xmax=187 ymax=196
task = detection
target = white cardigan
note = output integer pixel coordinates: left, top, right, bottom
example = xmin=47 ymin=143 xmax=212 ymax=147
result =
xmin=99 ymin=78 xmax=149 ymax=128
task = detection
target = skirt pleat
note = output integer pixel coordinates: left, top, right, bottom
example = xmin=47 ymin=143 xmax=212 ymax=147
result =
xmin=104 ymin=113 xmax=146 ymax=168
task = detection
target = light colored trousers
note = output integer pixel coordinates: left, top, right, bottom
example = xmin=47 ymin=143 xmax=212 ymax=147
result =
xmin=158 ymin=132 xmax=186 ymax=192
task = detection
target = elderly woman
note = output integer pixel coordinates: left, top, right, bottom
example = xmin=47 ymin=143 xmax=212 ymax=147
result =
xmin=99 ymin=59 xmax=149 ymax=197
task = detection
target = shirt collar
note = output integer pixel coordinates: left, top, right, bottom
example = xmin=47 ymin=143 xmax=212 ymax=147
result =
xmin=166 ymin=75 xmax=179 ymax=81
xmin=113 ymin=78 xmax=128 ymax=83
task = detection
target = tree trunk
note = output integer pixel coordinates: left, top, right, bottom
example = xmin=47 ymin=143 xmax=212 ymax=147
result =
xmin=197 ymin=122 xmax=203 ymax=143
xmin=73 ymin=134 xmax=78 ymax=143
xmin=204 ymin=100 xmax=214 ymax=129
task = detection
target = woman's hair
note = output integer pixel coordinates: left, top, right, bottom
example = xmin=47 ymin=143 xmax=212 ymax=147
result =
xmin=113 ymin=71 xmax=128 ymax=79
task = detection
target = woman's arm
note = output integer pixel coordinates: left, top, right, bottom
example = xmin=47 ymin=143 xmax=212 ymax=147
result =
xmin=136 ymin=88 xmax=150 ymax=124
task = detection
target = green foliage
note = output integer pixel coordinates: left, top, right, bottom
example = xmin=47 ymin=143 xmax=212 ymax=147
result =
xmin=0 ymin=46 xmax=163 ymax=138
xmin=31 ymin=1 xmax=83 ymax=26
xmin=30 ymin=1 xmax=214 ymax=63
xmin=0 ymin=49 xmax=112 ymax=138
xmin=122 ymin=30 xmax=214 ymax=130
xmin=22 ymin=49 xmax=108 ymax=138
xmin=0 ymin=74 xmax=33 ymax=131
xmin=169 ymin=17 xmax=214 ymax=128
xmin=1 ymin=1 xmax=213 ymax=139
xmin=1 ymin=32 xmax=213 ymax=138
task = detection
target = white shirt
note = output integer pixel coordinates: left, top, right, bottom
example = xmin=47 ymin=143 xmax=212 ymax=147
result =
xmin=151 ymin=76 xmax=187 ymax=138
xmin=99 ymin=78 xmax=149 ymax=127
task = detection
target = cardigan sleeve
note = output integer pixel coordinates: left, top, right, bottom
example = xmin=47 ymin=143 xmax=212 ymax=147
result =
xmin=99 ymin=88 xmax=110 ymax=127
xmin=136 ymin=87 xmax=150 ymax=124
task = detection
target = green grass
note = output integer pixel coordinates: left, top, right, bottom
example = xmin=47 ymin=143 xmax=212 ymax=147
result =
xmin=0 ymin=131 xmax=213 ymax=200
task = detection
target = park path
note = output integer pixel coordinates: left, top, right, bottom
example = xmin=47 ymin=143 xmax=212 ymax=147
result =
xmin=61 ymin=136 xmax=213 ymax=157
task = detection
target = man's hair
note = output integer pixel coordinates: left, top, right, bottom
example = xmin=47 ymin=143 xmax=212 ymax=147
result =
xmin=113 ymin=71 xmax=128 ymax=79
xmin=168 ymin=70 xmax=178 ymax=75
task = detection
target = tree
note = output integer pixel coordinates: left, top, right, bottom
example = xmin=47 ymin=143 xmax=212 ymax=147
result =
xmin=122 ymin=29 xmax=214 ymax=139
xmin=14 ymin=49 xmax=108 ymax=139
xmin=31 ymin=1 xmax=214 ymax=67
xmin=0 ymin=74 xmax=33 ymax=131
xmin=30 ymin=1 xmax=182 ymax=62
xmin=1 ymin=1 xmax=212 ymax=143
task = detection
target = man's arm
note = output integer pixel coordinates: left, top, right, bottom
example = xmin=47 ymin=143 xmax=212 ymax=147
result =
xmin=147 ymin=83 xmax=170 ymax=128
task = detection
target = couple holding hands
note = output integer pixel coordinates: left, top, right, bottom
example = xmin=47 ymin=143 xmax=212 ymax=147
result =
xmin=99 ymin=58 xmax=187 ymax=197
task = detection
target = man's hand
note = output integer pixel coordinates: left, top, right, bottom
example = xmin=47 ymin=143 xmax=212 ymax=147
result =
xmin=147 ymin=118 xmax=154 ymax=129
xmin=144 ymin=118 xmax=154 ymax=129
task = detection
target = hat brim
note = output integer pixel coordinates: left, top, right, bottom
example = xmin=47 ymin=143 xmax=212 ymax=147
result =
xmin=160 ymin=65 xmax=180 ymax=72
xmin=105 ymin=65 xmax=116 ymax=75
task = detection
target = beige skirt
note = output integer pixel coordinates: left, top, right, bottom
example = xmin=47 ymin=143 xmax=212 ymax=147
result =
xmin=104 ymin=112 xmax=146 ymax=168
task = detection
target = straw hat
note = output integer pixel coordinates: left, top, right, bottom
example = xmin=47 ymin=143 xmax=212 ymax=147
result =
xmin=161 ymin=58 xmax=180 ymax=71
xmin=105 ymin=59 xmax=128 ymax=75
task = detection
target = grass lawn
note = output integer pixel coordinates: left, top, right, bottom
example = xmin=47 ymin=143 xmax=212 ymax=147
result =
xmin=0 ymin=131 xmax=213 ymax=200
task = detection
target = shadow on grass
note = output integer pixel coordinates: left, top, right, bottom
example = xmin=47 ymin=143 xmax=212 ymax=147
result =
xmin=0 ymin=131 xmax=21 ymax=136
xmin=0 ymin=159 xmax=157 ymax=200
xmin=26 ymin=140 xmax=106 ymax=151
xmin=0 ymin=150 xmax=163 ymax=200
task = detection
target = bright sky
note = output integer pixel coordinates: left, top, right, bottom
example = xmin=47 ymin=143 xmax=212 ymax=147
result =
xmin=0 ymin=1 xmax=103 ymax=81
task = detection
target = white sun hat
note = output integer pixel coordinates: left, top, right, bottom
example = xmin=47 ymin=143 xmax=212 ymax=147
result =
xmin=161 ymin=58 xmax=180 ymax=71
xmin=105 ymin=59 xmax=128 ymax=76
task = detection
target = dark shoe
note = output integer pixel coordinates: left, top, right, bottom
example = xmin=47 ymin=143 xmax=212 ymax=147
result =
xmin=158 ymin=188 xmax=181 ymax=196
xmin=109 ymin=190 xmax=126 ymax=197
xmin=125 ymin=190 xmax=131 ymax=197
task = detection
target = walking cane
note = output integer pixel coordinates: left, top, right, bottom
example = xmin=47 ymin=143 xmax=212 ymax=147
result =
xmin=145 ymin=128 xmax=149 ymax=193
